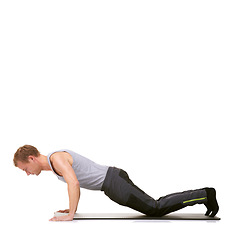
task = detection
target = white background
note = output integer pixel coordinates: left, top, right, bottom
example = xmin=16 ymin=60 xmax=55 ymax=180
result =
xmin=0 ymin=0 xmax=239 ymax=239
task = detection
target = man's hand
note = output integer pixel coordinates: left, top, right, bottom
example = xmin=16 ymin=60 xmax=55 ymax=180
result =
xmin=49 ymin=213 xmax=74 ymax=221
xmin=56 ymin=209 xmax=70 ymax=214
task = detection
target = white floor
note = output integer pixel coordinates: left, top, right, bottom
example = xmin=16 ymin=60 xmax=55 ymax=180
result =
xmin=1 ymin=209 xmax=237 ymax=240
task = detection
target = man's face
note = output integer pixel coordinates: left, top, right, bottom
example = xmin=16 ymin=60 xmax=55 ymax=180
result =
xmin=17 ymin=157 xmax=42 ymax=176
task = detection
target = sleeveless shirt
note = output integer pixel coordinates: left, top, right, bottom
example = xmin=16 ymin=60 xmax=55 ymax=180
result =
xmin=47 ymin=149 xmax=109 ymax=190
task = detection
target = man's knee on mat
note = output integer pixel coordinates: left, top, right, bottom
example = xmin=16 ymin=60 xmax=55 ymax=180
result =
xmin=126 ymin=194 xmax=158 ymax=216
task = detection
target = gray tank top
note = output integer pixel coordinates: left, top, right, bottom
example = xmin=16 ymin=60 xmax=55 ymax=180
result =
xmin=47 ymin=149 xmax=109 ymax=190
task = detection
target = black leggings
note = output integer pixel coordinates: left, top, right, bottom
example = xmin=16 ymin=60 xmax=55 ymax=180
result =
xmin=101 ymin=167 xmax=207 ymax=216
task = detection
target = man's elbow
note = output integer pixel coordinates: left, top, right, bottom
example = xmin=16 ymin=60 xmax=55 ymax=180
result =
xmin=68 ymin=180 xmax=80 ymax=188
xmin=73 ymin=181 xmax=80 ymax=188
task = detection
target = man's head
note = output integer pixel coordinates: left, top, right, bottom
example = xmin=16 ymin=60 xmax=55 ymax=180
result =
xmin=13 ymin=145 xmax=42 ymax=176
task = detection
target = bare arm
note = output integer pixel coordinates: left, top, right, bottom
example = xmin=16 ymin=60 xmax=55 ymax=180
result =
xmin=49 ymin=153 xmax=80 ymax=221
xmin=67 ymin=180 xmax=80 ymax=216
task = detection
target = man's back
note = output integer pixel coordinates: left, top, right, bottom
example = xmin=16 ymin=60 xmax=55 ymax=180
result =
xmin=48 ymin=149 xmax=109 ymax=190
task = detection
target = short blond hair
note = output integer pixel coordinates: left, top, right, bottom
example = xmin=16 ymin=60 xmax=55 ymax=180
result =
xmin=13 ymin=145 xmax=40 ymax=167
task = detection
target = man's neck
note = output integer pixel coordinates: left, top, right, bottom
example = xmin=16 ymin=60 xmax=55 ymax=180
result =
xmin=38 ymin=154 xmax=51 ymax=171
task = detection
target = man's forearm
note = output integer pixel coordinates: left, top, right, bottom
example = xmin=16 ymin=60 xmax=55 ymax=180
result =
xmin=67 ymin=183 xmax=80 ymax=216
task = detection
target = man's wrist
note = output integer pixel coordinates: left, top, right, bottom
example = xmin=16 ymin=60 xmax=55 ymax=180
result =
xmin=68 ymin=212 xmax=75 ymax=217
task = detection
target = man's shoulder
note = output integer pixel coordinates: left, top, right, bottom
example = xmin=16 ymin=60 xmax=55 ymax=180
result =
xmin=50 ymin=151 xmax=73 ymax=166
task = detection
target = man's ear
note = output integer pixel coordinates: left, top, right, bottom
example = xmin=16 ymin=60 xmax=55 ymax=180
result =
xmin=28 ymin=156 xmax=35 ymax=162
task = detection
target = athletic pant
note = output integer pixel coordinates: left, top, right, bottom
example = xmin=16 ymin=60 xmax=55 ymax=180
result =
xmin=101 ymin=167 xmax=207 ymax=216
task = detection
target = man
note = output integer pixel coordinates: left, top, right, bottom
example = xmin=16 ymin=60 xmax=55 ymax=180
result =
xmin=13 ymin=145 xmax=219 ymax=221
